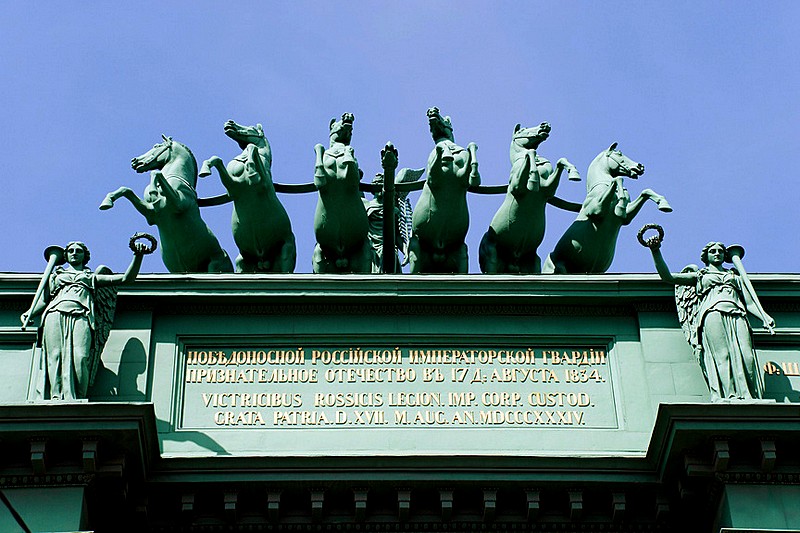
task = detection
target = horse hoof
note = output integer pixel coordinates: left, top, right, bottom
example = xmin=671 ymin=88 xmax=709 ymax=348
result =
xmin=657 ymin=199 xmax=673 ymax=213
xmin=99 ymin=197 xmax=114 ymax=210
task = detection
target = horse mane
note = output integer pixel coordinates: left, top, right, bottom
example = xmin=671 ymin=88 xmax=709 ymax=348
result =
xmin=585 ymin=150 xmax=611 ymax=192
xmin=171 ymin=140 xmax=198 ymax=185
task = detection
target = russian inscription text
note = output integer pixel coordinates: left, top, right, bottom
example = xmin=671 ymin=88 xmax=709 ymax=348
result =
xmin=180 ymin=344 xmax=617 ymax=430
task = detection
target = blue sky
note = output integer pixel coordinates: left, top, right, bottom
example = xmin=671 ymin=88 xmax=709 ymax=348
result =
xmin=1 ymin=2 xmax=798 ymax=274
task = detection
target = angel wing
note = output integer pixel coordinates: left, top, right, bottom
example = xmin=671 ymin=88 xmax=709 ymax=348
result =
xmin=90 ymin=265 xmax=119 ymax=386
xmin=674 ymin=264 xmax=704 ymax=378
xmin=395 ymin=168 xmax=425 ymax=264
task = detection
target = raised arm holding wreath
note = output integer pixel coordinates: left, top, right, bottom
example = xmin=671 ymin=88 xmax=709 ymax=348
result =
xmin=21 ymin=235 xmax=155 ymax=400
xmin=639 ymin=225 xmax=775 ymax=401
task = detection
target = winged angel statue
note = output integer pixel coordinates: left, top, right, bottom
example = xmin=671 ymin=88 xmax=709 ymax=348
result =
xmin=639 ymin=225 xmax=775 ymax=401
xmin=20 ymin=235 xmax=155 ymax=400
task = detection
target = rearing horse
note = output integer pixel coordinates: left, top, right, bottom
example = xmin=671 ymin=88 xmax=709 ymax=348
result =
xmin=312 ymin=113 xmax=372 ymax=273
xmin=479 ymin=121 xmax=580 ymax=274
xmin=543 ymin=142 xmax=671 ymax=274
xmin=199 ymin=120 xmax=296 ymax=273
xmin=100 ymin=135 xmax=233 ymax=273
xmin=408 ymin=107 xmax=480 ymax=273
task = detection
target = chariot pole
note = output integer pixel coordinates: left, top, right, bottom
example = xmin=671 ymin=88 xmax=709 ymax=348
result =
xmin=381 ymin=144 xmax=398 ymax=274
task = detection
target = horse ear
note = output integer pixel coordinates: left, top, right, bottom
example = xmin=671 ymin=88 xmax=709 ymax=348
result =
xmin=161 ymin=134 xmax=169 ymax=142
xmin=608 ymin=142 xmax=618 ymax=152
xmin=329 ymin=118 xmax=336 ymax=130
xmin=514 ymin=123 xmax=521 ymax=133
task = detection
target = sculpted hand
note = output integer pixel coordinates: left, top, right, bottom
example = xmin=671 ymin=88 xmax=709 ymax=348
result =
xmin=20 ymin=311 xmax=32 ymax=328
xmin=131 ymin=242 xmax=149 ymax=256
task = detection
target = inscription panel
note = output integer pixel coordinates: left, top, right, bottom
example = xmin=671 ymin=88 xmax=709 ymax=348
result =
xmin=179 ymin=343 xmax=618 ymax=430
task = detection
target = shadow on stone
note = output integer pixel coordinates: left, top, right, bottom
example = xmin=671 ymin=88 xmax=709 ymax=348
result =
xmin=762 ymin=362 xmax=800 ymax=402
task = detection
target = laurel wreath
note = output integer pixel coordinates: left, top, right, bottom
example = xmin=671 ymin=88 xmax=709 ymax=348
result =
xmin=129 ymin=232 xmax=158 ymax=255
xmin=637 ymin=223 xmax=664 ymax=249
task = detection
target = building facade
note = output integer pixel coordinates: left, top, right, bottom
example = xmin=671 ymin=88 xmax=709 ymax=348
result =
xmin=0 ymin=273 xmax=799 ymax=532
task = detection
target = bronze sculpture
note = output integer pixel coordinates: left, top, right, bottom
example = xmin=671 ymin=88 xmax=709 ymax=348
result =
xmin=363 ymin=162 xmax=424 ymax=273
xmin=543 ymin=143 xmax=671 ymax=274
xmin=408 ymin=107 xmax=480 ymax=273
xmin=20 ymin=236 xmax=153 ymax=400
xmin=312 ymin=113 xmax=372 ymax=273
xmin=479 ymin=121 xmax=580 ymax=273
xmin=200 ymin=120 xmax=296 ymax=273
xmin=640 ymin=226 xmax=775 ymax=400
xmin=100 ymin=135 xmax=234 ymax=273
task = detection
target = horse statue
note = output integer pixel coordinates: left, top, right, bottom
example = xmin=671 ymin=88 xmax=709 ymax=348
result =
xmin=312 ymin=113 xmax=372 ymax=273
xmin=479 ymin=121 xmax=580 ymax=273
xmin=199 ymin=120 xmax=296 ymax=273
xmin=408 ymin=107 xmax=480 ymax=273
xmin=542 ymin=142 xmax=672 ymax=274
xmin=100 ymin=135 xmax=234 ymax=273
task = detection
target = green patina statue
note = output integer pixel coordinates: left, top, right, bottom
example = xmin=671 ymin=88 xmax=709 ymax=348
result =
xmin=363 ymin=155 xmax=425 ymax=273
xmin=100 ymin=135 xmax=234 ymax=273
xmin=199 ymin=120 xmax=296 ymax=273
xmin=408 ymin=107 xmax=480 ymax=273
xmin=479 ymin=122 xmax=580 ymax=274
xmin=640 ymin=227 xmax=775 ymax=401
xmin=20 ymin=236 xmax=153 ymax=400
xmin=312 ymin=113 xmax=372 ymax=273
xmin=543 ymin=143 xmax=671 ymax=274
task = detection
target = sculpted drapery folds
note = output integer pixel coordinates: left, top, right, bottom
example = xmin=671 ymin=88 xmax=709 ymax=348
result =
xmin=642 ymin=233 xmax=775 ymax=401
xmin=21 ymin=240 xmax=150 ymax=400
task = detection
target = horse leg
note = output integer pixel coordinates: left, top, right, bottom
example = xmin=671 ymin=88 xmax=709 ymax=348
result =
xmin=313 ymin=145 xmax=327 ymax=188
xmin=467 ymin=142 xmax=480 ymax=187
xmin=542 ymin=254 xmax=567 ymax=274
xmin=350 ymin=240 xmax=374 ymax=274
xmin=643 ymin=188 xmax=673 ymax=212
xmin=407 ymin=236 xmax=423 ymax=274
xmin=518 ymin=253 xmax=541 ymax=274
xmin=151 ymin=172 xmax=192 ymax=213
xmin=99 ymin=187 xmax=156 ymax=225
xmin=621 ymin=189 xmax=672 ymax=225
xmin=208 ymin=250 xmax=234 ymax=273
xmin=312 ymin=244 xmax=334 ymax=274
xmin=479 ymin=229 xmax=499 ymax=273
xmin=200 ymin=156 xmax=240 ymax=190
xmin=455 ymin=243 xmax=469 ymax=274
xmin=275 ymin=235 xmax=297 ymax=274
xmin=526 ymin=150 xmax=540 ymax=192
xmin=235 ymin=253 xmax=257 ymax=273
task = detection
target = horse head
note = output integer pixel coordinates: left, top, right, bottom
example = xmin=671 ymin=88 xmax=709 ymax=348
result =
xmin=224 ymin=119 xmax=272 ymax=168
xmin=329 ymin=113 xmax=354 ymax=145
xmin=603 ymin=142 xmax=644 ymax=179
xmin=427 ymin=107 xmax=454 ymax=143
xmin=132 ymin=135 xmax=198 ymax=187
xmin=512 ymin=122 xmax=551 ymax=152
xmin=132 ymin=134 xmax=175 ymax=173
